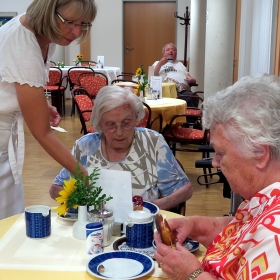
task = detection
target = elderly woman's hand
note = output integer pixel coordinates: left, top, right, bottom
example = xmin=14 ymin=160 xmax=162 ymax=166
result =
xmin=48 ymin=103 xmax=61 ymax=127
xmin=154 ymin=232 xmax=202 ymax=280
xmin=166 ymin=217 xmax=193 ymax=244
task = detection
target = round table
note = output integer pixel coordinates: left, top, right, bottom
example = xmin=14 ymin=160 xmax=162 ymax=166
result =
xmin=161 ymin=82 xmax=177 ymax=98
xmin=145 ymin=98 xmax=187 ymax=132
xmin=0 ymin=210 xmax=205 ymax=280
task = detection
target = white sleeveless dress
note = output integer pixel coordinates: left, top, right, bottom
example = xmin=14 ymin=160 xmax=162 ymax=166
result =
xmin=0 ymin=14 xmax=55 ymax=219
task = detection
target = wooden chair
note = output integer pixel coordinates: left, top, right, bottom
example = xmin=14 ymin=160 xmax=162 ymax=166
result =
xmin=71 ymin=88 xmax=95 ymax=135
xmin=67 ymin=66 xmax=95 ymax=116
xmin=44 ymin=67 xmax=68 ymax=116
xmin=163 ymin=115 xmax=210 ymax=155
xmin=78 ymin=72 xmax=108 ymax=99
xmin=163 ymin=116 xmax=211 ymax=187
xmin=111 ymin=79 xmax=138 ymax=85
xmin=117 ymin=72 xmax=134 ymax=81
xmin=137 ymin=102 xmax=152 ymax=128
xmin=177 ymin=92 xmax=204 ymax=129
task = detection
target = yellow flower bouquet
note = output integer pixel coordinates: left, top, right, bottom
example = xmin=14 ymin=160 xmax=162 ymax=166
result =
xmin=73 ymin=54 xmax=83 ymax=65
xmin=55 ymin=164 xmax=112 ymax=216
xmin=134 ymin=65 xmax=148 ymax=96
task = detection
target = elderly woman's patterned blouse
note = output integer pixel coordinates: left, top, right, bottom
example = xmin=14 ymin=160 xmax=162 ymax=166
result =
xmin=53 ymin=127 xmax=189 ymax=200
xmin=202 ymin=182 xmax=280 ymax=279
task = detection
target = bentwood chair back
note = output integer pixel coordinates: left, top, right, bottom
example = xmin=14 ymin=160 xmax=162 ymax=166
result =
xmin=71 ymin=88 xmax=95 ymax=135
xmin=67 ymin=66 xmax=95 ymax=91
xmin=44 ymin=67 xmax=68 ymax=116
xmin=163 ymin=115 xmax=210 ymax=155
xmin=111 ymin=79 xmax=138 ymax=85
xmin=117 ymin=72 xmax=134 ymax=81
xmin=78 ymin=72 xmax=108 ymax=99
xmin=137 ymin=102 xmax=151 ymax=128
xmin=177 ymin=92 xmax=204 ymax=130
xmin=68 ymin=66 xmax=94 ymax=116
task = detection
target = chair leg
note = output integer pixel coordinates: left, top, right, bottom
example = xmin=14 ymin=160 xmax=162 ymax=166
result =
xmin=172 ymin=143 xmax=176 ymax=156
xmin=57 ymin=92 xmax=63 ymax=116
xmin=50 ymin=91 xmax=62 ymax=115
xmin=202 ymin=167 xmax=209 ymax=188
xmin=71 ymin=99 xmax=75 ymax=117
xmin=62 ymin=91 xmax=65 ymax=116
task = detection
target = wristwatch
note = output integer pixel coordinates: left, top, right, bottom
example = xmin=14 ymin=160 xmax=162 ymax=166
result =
xmin=187 ymin=268 xmax=204 ymax=280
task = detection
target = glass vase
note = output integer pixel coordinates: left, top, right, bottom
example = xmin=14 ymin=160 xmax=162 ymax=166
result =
xmin=139 ymin=90 xmax=145 ymax=102
xmin=72 ymin=205 xmax=88 ymax=240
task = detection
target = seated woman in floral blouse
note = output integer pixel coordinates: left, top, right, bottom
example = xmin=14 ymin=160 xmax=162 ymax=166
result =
xmin=49 ymin=85 xmax=193 ymax=211
xmin=154 ymin=74 xmax=280 ymax=279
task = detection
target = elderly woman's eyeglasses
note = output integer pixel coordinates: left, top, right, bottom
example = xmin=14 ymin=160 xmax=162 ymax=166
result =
xmin=56 ymin=13 xmax=92 ymax=31
xmin=103 ymin=120 xmax=134 ymax=133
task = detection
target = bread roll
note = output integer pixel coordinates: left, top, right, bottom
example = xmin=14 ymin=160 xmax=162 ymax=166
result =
xmin=155 ymin=213 xmax=176 ymax=248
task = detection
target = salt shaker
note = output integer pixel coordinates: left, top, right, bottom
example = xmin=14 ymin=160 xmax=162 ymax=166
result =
xmin=89 ymin=202 xmax=114 ymax=247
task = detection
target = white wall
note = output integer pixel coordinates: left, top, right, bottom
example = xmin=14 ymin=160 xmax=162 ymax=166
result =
xmin=90 ymin=0 xmax=123 ymax=68
xmin=0 ymin=0 xmax=31 ymax=14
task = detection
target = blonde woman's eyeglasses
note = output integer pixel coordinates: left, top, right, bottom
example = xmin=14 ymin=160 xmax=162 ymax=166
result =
xmin=56 ymin=13 xmax=92 ymax=31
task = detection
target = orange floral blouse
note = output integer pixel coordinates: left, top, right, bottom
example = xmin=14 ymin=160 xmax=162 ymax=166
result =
xmin=202 ymin=182 xmax=280 ymax=279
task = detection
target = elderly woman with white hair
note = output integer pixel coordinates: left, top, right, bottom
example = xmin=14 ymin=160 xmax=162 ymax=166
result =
xmin=154 ymin=73 xmax=280 ymax=279
xmin=49 ymin=85 xmax=193 ymax=210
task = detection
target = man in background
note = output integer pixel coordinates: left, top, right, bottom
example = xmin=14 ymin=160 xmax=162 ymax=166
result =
xmin=153 ymin=43 xmax=199 ymax=107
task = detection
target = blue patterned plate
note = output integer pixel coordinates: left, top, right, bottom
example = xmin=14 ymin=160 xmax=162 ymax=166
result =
xmin=152 ymin=237 xmax=200 ymax=253
xmin=87 ymin=251 xmax=154 ymax=279
xmin=143 ymin=201 xmax=159 ymax=216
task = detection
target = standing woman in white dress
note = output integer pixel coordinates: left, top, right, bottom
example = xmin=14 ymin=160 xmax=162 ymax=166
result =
xmin=0 ymin=0 xmax=97 ymax=219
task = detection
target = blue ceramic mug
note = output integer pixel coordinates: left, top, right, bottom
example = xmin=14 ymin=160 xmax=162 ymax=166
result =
xmin=126 ymin=211 xmax=153 ymax=248
xmin=25 ymin=205 xmax=51 ymax=238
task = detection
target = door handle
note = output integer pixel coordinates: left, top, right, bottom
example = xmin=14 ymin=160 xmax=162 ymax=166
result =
xmin=125 ymin=46 xmax=133 ymax=53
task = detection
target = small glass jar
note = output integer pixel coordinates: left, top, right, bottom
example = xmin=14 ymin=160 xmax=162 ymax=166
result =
xmin=145 ymin=85 xmax=152 ymax=100
xmin=89 ymin=203 xmax=114 ymax=247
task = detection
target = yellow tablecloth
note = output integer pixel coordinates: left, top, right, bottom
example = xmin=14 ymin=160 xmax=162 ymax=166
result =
xmin=145 ymin=98 xmax=186 ymax=132
xmin=0 ymin=210 xmax=205 ymax=280
xmin=161 ymin=82 xmax=177 ymax=98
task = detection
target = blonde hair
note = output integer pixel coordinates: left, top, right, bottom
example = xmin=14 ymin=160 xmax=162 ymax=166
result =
xmin=26 ymin=0 xmax=97 ymax=43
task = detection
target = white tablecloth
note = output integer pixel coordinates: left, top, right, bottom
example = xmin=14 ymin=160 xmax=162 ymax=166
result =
xmin=0 ymin=211 xmax=167 ymax=278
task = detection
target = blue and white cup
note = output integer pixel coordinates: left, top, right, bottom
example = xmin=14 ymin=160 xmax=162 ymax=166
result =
xmin=25 ymin=205 xmax=51 ymax=239
xmin=126 ymin=211 xmax=153 ymax=248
